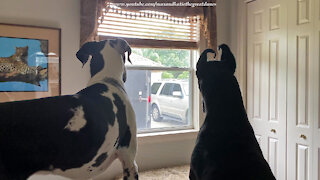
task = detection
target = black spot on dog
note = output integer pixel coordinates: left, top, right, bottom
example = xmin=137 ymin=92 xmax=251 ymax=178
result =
xmin=124 ymin=168 xmax=130 ymax=178
xmin=109 ymin=39 xmax=116 ymax=48
xmin=112 ymin=93 xmax=131 ymax=148
xmin=134 ymin=173 xmax=139 ymax=180
xmin=87 ymin=165 xmax=94 ymax=172
xmin=190 ymin=45 xmax=275 ymax=180
xmin=92 ymin=152 xmax=108 ymax=167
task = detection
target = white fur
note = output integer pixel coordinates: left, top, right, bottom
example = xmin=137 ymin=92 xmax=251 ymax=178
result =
xmin=64 ymin=106 xmax=87 ymax=132
xmin=87 ymin=43 xmax=125 ymax=87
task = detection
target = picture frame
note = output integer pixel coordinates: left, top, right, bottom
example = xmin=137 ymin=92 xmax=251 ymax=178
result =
xmin=0 ymin=23 xmax=61 ymax=102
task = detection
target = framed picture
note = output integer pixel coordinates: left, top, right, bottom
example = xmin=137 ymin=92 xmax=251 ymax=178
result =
xmin=0 ymin=23 xmax=61 ymax=102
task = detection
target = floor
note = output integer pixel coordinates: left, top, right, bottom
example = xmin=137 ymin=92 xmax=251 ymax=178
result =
xmin=114 ymin=164 xmax=190 ymax=180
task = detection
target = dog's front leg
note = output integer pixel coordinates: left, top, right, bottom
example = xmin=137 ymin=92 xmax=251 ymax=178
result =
xmin=117 ymin=147 xmax=138 ymax=180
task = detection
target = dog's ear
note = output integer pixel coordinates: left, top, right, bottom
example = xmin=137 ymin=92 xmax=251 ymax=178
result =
xmin=76 ymin=41 xmax=106 ymax=66
xmin=110 ymin=39 xmax=132 ymax=64
xmin=218 ymin=44 xmax=236 ymax=74
xmin=200 ymin=49 xmax=216 ymax=60
xmin=197 ymin=49 xmax=216 ymax=68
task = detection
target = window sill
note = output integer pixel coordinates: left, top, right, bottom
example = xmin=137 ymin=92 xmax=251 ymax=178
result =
xmin=137 ymin=129 xmax=199 ymax=145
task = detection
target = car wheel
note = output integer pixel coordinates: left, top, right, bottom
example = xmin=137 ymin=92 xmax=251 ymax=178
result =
xmin=152 ymin=105 xmax=162 ymax=122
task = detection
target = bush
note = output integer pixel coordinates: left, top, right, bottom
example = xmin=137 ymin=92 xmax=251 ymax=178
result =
xmin=177 ymin=71 xmax=189 ymax=79
xmin=162 ymin=71 xmax=174 ymax=79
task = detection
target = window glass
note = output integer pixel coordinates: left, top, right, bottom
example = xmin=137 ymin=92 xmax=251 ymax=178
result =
xmin=131 ymin=48 xmax=190 ymax=68
xmin=125 ymin=69 xmax=192 ymax=131
xmin=173 ymin=84 xmax=182 ymax=92
xmin=160 ymin=83 xmax=173 ymax=96
xmin=124 ymin=48 xmax=195 ymax=132
xmin=151 ymin=83 xmax=161 ymax=94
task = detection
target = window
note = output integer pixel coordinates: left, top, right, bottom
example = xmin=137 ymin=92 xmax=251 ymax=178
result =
xmin=160 ymin=83 xmax=172 ymax=96
xmin=173 ymin=84 xmax=182 ymax=94
xmin=151 ymin=83 xmax=161 ymax=94
xmin=98 ymin=3 xmax=200 ymax=133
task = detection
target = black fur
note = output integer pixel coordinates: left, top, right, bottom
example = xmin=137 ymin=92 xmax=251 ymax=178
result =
xmin=0 ymin=83 xmax=130 ymax=179
xmin=92 ymin=152 xmax=108 ymax=167
xmin=190 ymin=45 xmax=275 ymax=180
xmin=218 ymin=44 xmax=236 ymax=74
xmin=113 ymin=93 xmax=131 ymax=148
xmin=76 ymin=41 xmax=107 ymax=77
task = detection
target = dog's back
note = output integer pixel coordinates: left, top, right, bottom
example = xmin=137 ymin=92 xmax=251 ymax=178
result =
xmin=190 ymin=45 xmax=275 ymax=180
xmin=0 ymin=83 xmax=119 ymax=178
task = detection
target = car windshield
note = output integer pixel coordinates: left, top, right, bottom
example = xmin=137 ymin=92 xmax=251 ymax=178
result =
xmin=182 ymin=83 xmax=189 ymax=96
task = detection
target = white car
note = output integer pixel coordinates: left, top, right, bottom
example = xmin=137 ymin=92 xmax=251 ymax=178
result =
xmin=150 ymin=81 xmax=189 ymax=123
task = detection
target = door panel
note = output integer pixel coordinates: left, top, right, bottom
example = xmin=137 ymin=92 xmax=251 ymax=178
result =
xmin=287 ymin=0 xmax=315 ymax=179
xmin=314 ymin=1 xmax=320 ymax=180
xmin=253 ymin=42 xmax=262 ymax=120
xmin=268 ymin=137 xmax=279 ymax=176
xmin=297 ymin=144 xmax=310 ymax=180
xmin=247 ymin=0 xmax=287 ymax=179
xmin=268 ymin=40 xmax=279 ymax=122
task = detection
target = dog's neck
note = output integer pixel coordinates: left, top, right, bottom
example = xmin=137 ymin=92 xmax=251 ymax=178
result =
xmin=87 ymin=44 xmax=125 ymax=87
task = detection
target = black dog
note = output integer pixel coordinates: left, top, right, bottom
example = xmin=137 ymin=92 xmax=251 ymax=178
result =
xmin=189 ymin=44 xmax=275 ymax=180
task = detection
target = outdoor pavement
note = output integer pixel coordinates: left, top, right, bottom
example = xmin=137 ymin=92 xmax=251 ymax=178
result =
xmin=150 ymin=116 xmax=187 ymax=128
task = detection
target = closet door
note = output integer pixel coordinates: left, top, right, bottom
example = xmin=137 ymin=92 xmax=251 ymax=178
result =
xmin=313 ymin=0 xmax=320 ymax=179
xmin=287 ymin=0 xmax=315 ymax=179
xmin=247 ymin=0 xmax=287 ymax=179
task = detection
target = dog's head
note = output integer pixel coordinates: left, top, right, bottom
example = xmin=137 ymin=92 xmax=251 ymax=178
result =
xmin=196 ymin=44 xmax=239 ymax=112
xmin=76 ymin=39 xmax=131 ymax=83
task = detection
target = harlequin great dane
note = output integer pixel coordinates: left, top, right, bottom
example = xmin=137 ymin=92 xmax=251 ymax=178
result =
xmin=189 ymin=44 xmax=275 ymax=180
xmin=0 ymin=39 xmax=138 ymax=180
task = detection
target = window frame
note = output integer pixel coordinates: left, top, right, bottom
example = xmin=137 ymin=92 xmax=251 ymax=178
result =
xmin=98 ymin=8 xmax=201 ymax=134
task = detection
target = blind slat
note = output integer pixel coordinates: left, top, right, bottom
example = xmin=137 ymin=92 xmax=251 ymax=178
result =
xmin=98 ymin=3 xmax=200 ymax=42
xmin=102 ymin=17 xmax=194 ymax=30
xmin=105 ymin=12 xmax=194 ymax=27
xmin=98 ymin=32 xmax=196 ymax=42
xmin=100 ymin=23 xmax=192 ymax=35
xmin=99 ymin=26 xmax=197 ymax=37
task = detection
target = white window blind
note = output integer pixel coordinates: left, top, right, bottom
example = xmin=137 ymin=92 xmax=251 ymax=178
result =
xmin=98 ymin=3 xmax=200 ymax=42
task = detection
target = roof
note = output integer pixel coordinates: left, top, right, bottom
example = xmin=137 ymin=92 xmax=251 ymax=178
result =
xmin=126 ymin=53 xmax=163 ymax=67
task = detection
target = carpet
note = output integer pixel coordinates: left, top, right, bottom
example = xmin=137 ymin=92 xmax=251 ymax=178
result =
xmin=114 ymin=164 xmax=190 ymax=180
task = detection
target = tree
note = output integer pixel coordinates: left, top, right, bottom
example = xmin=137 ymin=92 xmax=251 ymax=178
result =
xmin=132 ymin=48 xmax=190 ymax=79
xmin=132 ymin=48 xmax=189 ymax=67
xmin=177 ymin=71 xmax=189 ymax=79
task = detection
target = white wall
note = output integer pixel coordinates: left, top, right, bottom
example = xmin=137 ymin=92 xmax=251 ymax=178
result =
xmin=0 ymin=0 xmax=234 ymax=179
xmin=216 ymin=0 xmax=247 ymax=105
xmin=217 ymin=0 xmax=232 ymax=46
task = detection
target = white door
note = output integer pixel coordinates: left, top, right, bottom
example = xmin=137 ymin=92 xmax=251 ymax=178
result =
xmin=287 ymin=0 xmax=316 ymax=179
xmin=247 ymin=0 xmax=287 ymax=179
xmin=313 ymin=0 xmax=320 ymax=179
